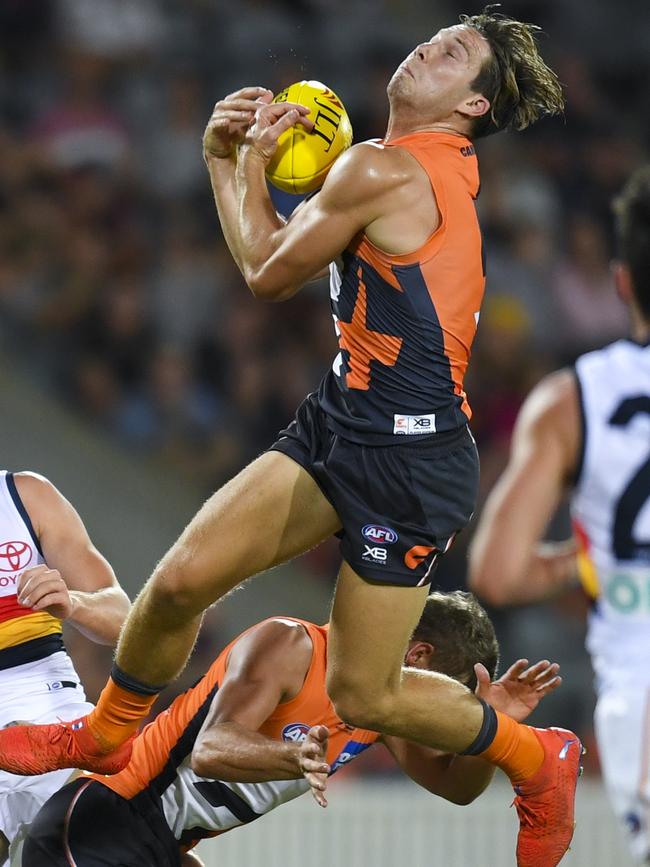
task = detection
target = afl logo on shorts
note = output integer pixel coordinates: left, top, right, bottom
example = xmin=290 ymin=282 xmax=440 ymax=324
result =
xmin=0 ymin=541 xmax=32 ymax=572
xmin=282 ymin=723 xmax=311 ymax=743
xmin=362 ymin=525 xmax=398 ymax=545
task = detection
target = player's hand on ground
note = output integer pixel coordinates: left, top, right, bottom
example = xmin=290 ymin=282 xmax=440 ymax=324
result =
xmin=474 ymin=658 xmax=562 ymax=723
xmin=203 ymin=87 xmax=274 ymax=159
xmin=243 ymin=101 xmax=314 ymax=164
xmin=17 ymin=564 xmax=74 ymax=621
xmin=298 ymin=724 xmax=330 ymax=808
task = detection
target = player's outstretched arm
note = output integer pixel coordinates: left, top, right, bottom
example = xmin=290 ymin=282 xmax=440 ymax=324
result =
xmin=382 ymin=658 xmax=561 ymax=804
xmin=14 ymin=472 xmax=130 ymax=645
xmin=191 ymin=619 xmax=329 ymax=793
xmin=469 ymin=370 xmax=581 ymax=606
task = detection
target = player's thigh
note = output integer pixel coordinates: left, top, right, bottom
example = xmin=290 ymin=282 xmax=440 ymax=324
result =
xmin=327 ymin=560 xmax=429 ymax=703
xmin=0 ymin=832 xmax=7 ymax=865
xmin=156 ymin=450 xmax=341 ymax=606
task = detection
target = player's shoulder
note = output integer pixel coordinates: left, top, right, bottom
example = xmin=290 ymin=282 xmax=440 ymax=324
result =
xmin=521 ymin=369 xmax=577 ymax=423
xmin=12 ymin=471 xmax=57 ymax=501
xmin=321 ymin=139 xmax=416 ymax=203
xmin=515 ymin=369 xmax=579 ymax=446
xmin=230 ymin=618 xmax=314 ymax=669
xmin=250 ymin=616 xmax=313 ymax=644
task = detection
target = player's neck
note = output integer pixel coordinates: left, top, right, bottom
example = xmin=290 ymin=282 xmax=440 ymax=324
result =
xmin=629 ymin=305 xmax=650 ymax=345
xmin=631 ymin=323 xmax=650 ymax=345
xmin=385 ymin=117 xmax=470 ymax=142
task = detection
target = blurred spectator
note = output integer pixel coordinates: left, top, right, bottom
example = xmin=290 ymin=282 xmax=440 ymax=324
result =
xmin=552 ymin=213 xmax=628 ymax=352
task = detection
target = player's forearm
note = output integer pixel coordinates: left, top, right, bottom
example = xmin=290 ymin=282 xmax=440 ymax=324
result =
xmin=236 ymin=148 xmax=296 ymax=300
xmin=191 ymin=721 xmax=303 ymax=783
xmin=205 ymin=153 xmax=247 ymax=276
xmin=67 ymin=586 xmax=130 ymax=645
xmin=471 ymin=535 xmax=577 ymax=606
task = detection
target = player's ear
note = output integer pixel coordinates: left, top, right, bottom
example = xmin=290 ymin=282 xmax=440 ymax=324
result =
xmin=459 ymin=93 xmax=490 ymax=119
xmin=612 ymin=260 xmax=633 ymax=305
xmin=404 ymin=641 xmax=434 ymax=669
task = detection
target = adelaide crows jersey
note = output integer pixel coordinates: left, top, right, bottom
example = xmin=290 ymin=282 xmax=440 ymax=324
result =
xmin=572 ymin=340 xmax=650 ymax=691
xmin=0 ymin=471 xmax=63 ymax=670
xmin=319 ymin=130 xmax=485 ymax=444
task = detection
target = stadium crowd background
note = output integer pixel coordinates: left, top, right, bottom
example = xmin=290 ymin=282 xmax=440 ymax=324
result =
xmin=0 ymin=0 xmax=649 ymax=781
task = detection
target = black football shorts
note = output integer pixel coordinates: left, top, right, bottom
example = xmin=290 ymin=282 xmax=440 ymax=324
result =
xmin=270 ymin=392 xmax=479 ymax=587
xmin=22 ymin=777 xmax=181 ymax=867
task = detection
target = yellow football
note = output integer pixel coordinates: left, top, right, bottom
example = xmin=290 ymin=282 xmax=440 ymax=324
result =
xmin=265 ymin=80 xmax=353 ymax=195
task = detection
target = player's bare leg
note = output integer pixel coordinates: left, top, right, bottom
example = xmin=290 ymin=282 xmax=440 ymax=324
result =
xmin=115 ymin=451 xmax=338 ymax=687
xmin=327 ymin=562 xmax=583 ymax=867
xmin=0 ymin=452 xmax=340 ymax=774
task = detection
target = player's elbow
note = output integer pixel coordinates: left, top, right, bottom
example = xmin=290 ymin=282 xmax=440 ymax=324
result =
xmin=190 ymin=741 xmax=222 ymax=779
xmin=468 ymin=541 xmax=517 ymax=607
xmin=245 ymin=267 xmax=297 ymax=303
xmin=468 ymin=563 xmax=513 ymax=607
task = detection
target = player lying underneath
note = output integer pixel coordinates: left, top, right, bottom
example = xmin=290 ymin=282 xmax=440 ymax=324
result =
xmin=23 ymin=592 xmax=566 ymax=866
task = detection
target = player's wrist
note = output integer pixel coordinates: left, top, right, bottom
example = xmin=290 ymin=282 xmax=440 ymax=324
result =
xmin=239 ymin=142 xmax=272 ymax=169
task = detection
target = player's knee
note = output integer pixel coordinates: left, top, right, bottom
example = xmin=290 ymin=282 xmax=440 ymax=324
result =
xmin=327 ymin=671 xmax=393 ymax=731
xmin=147 ymin=555 xmax=206 ymax=616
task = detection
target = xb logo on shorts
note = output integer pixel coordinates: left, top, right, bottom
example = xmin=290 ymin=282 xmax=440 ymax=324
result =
xmin=282 ymin=723 xmax=311 ymax=743
xmin=362 ymin=546 xmax=388 ymax=564
xmin=361 ymin=525 xmax=398 ymax=545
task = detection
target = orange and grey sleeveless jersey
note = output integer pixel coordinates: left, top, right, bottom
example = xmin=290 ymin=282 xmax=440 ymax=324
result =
xmin=92 ymin=618 xmax=379 ymax=850
xmin=318 ymin=131 xmax=485 ymax=444
xmin=0 ymin=471 xmax=61 ymax=670
xmin=572 ymin=340 xmax=650 ymax=691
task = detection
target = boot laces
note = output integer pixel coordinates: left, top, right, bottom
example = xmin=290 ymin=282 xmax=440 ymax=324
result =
xmin=512 ymin=794 xmax=545 ymax=830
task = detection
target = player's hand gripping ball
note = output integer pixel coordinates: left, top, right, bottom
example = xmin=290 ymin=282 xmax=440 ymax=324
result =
xmin=265 ymin=80 xmax=352 ymax=195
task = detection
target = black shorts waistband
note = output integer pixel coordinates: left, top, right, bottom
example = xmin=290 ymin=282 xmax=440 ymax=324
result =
xmin=327 ymin=420 xmax=474 ymax=453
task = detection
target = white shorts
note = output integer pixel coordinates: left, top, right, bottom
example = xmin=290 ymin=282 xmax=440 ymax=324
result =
xmin=594 ymin=686 xmax=650 ymax=863
xmin=0 ymin=652 xmax=94 ymax=864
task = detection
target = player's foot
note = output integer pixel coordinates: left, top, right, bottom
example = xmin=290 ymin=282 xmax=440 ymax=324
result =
xmin=512 ymin=727 xmax=583 ymax=867
xmin=0 ymin=716 xmax=133 ymax=776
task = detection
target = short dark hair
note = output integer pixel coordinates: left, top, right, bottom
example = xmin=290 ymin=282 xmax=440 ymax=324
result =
xmin=613 ymin=165 xmax=650 ymax=319
xmin=411 ymin=591 xmax=499 ymax=691
xmin=461 ymin=6 xmax=564 ymax=139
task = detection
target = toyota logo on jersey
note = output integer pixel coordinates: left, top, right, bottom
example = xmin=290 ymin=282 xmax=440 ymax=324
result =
xmin=0 ymin=541 xmax=32 ymax=572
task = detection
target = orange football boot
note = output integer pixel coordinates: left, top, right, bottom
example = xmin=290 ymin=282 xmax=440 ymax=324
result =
xmin=0 ymin=716 xmax=133 ymax=776
xmin=512 ymin=727 xmax=584 ymax=867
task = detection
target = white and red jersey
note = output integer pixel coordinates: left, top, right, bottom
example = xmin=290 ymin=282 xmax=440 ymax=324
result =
xmin=0 ymin=471 xmax=63 ymax=670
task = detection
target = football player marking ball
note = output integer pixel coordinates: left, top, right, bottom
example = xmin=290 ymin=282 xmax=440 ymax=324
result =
xmin=265 ymin=80 xmax=353 ymax=195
